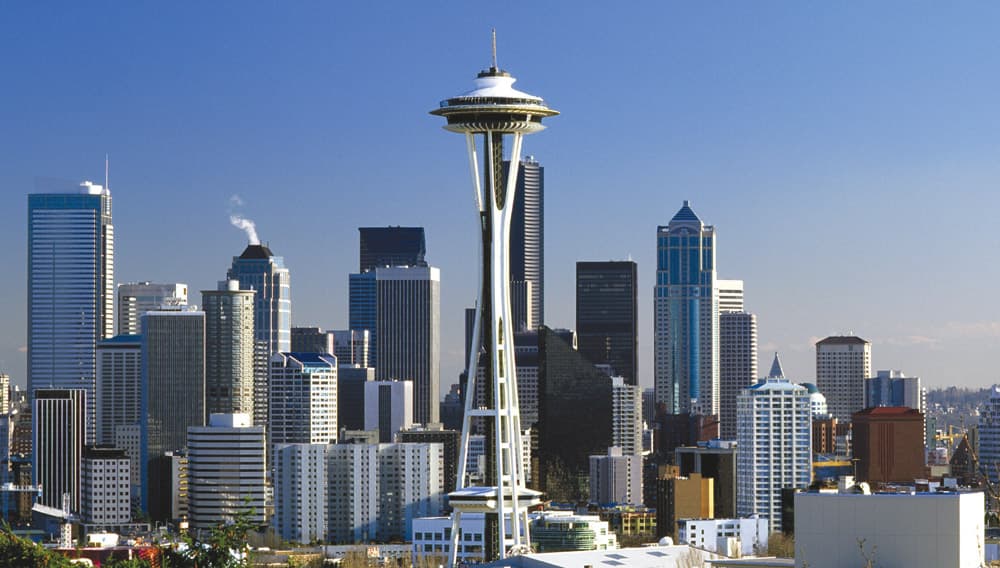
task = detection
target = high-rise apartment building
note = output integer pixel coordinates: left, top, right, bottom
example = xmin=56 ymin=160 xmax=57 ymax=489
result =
xmin=33 ymin=389 xmax=86 ymax=511
xmin=28 ymin=182 xmax=114 ymax=445
xmin=96 ymin=335 xmax=142 ymax=446
xmin=349 ymin=266 xmax=440 ymax=424
xmin=140 ymin=308 xmax=205 ymax=513
xmin=364 ymin=380 xmax=413 ymax=443
xmin=273 ymin=443 xmax=328 ymax=544
xmin=611 ymin=377 xmax=642 ymax=456
xmin=508 ymin=157 xmax=544 ymax=329
xmin=736 ymin=378 xmax=812 ymax=532
xmin=654 ymin=201 xmax=719 ymax=415
xmin=576 ymin=261 xmax=638 ymax=384
xmin=116 ymin=282 xmax=187 ymax=335
xmin=227 ymin=243 xmax=291 ymax=429
xmin=359 ymin=227 xmax=427 ymax=272
xmin=719 ymin=312 xmax=758 ymax=440
xmin=187 ymin=413 xmax=266 ymax=530
xmin=269 ymin=353 xmax=338 ymax=446
xmin=815 ymin=336 xmax=872 ymax=423
xmin=203 ymin=280 xmax=256 ymax=417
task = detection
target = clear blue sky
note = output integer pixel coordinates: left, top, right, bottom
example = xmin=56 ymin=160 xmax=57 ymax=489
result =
xmin=2 ymin=2 xmax=1000 ymax=391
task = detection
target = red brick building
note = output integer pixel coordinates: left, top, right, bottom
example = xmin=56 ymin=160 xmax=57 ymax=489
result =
xmin=852 ymin=407 xmax=925 ymax=484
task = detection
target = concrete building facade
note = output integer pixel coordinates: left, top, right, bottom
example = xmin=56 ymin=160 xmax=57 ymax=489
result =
xmin=815 ymin=336 xmax=871 ymax=423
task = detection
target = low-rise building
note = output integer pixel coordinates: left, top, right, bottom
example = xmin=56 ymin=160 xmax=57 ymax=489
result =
xmin=794 ymin=490 xmax=985 ymax=568
xmin=677 ymin=517 xmax=768 ymax=557
xmin=531 ymin=511 xmax=618 ymax=553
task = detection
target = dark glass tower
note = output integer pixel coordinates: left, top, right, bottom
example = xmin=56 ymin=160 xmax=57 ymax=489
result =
xmin=508 ymin=158 xmax=544 ymax=329
xmin=575 ymin=261 xmax=638 ymax=384
xmin=358 ymin=227 xmax=427 ymax=272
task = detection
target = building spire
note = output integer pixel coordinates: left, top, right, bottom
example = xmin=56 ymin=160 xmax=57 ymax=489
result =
xmin=491 ymin=28 xmax=498 ymax=70
xmin=768 ymin=352 xmax=785 ymax=379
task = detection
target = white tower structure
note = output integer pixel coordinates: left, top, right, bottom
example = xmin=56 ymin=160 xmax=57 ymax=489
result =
xmin=431 ymin=31 xmax=557 ymax=565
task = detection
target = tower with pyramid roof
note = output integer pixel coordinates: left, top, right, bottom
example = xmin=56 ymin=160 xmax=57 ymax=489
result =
xmin=654 ymin=201 xmax=720 ymax=416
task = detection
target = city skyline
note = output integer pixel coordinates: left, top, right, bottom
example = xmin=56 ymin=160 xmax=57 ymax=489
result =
xmin=4 ymin=3 xmax=1000 ymax=392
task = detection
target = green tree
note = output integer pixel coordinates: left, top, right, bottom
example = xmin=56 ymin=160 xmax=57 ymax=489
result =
xmin=160 ymin=508 xmax=259 ymax=568
xmin=0 ymin=524 xmax=75 ymax=567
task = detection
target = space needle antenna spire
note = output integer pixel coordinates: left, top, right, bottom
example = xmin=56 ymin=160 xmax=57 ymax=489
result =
xmin=491 ymin=28 xmax=498 ymax=70
xmin=432 ymin=32 xmax=558 ymax=566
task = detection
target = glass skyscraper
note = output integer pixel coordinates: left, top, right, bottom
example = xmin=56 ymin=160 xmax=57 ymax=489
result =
xmin=575 ymin=260 xmax=638 ymax=385
xmin=28 ymin=182 xmax=114 ymax=445
xmin=508 ymin=157 xmax=544 ymax=329
xmin=654 ymin=201 xmax=719 ymax=416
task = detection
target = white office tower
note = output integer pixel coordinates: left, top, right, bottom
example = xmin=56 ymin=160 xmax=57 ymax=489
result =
xmin=589 ymin=447 xmax=642 ymax=507
xmin=611 ymin=377 xmax=642 ymax=456
xmin=736 ymin=378 xmax=812 ymax=532
xmin=978 ymin=385 xmax=1000 ymax=483
xmin=28 ymin=182 xmax=114 ymax=445
xmin=273 ymin=444 xmax=327 ymax=544
xmin=117 ymin=282 xmax=188 ymax=335
xmin=716 ymin=279 xmax=744 ymax=313
xmin=333 ymin=329 xmax=370 ymax=368
xmin=654 ymin=201 xmax=719 ymax=415
xmin=364 ymin=380 xmax=414 ymax=443
xmin=719 ymin=312 xmax=758 ymax=440
xmin=269 ymin=353 xmax=338 ymax=445
xmin=327 ymin=444 xmax=378 ymax=543
xmin=203 ymin=280 xmax=256 ymax=417
xmin=431 ymin=34 xmax=557 ymax=564
xmin=33 ymin=389 xmax=86 ymax=511
xmin=186 ymin=413 xmax=266 ymax=530
xmin=81 ymin=446 xmax=131 ymax=525
xmin=96 ymin=335 xmax=142 ymax=445
xmin=815 ymin=336 xmax=871 ymax=423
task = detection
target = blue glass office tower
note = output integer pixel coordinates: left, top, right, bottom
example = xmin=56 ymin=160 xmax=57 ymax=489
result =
xmin=654 ymin=201 xmax=718 ymax=415
xmin=28 ymin=182 xmax=114 ymax=445
xmin=228 ymin=244 xmax=291 ymax=428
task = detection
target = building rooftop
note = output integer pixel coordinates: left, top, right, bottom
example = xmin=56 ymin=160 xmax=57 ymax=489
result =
xmin=816 ymin=335 xmax=869 ymax=346
xmin=669 ymin=200 xmax=702 ymax=225
xmin=853 ymin=406 xmax=923 ymax=418
xmin=238 ymin=244 xmax=275 ymax=259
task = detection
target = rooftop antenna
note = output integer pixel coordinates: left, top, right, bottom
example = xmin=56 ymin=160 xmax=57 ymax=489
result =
xmin=104 ymin=154 xmax=109 ymax=190
xmin=491 ymin=28 xmax=498 ymax=70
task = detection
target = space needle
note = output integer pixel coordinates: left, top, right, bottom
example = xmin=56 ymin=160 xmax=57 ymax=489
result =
xmin=431 ymin=31 xmax=558 ymax=565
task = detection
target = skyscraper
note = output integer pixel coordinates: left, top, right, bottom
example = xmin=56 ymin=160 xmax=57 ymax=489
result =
xmin=349 ymin=266 xmax=440 ymax=425
xmin=96 ymin=334 xmax=142 ymax=446
xmin=33 ymin=389 xmax=86 ymax=511
xmin=865 ymin=370 xmax=925 ymax=413
xmin=358 ymin=227 xmax=427 ymax=272
xmin=815 ymin=336 xmax=872 ymax=423
xmin=203 ymin=280 xmax=256 ymax=416
xmin=140 ymin=308 xmax=205 ymax=514
xmin=508 ymin=157 xmax=544 ymax=330
xmin=228 ymin=244 xmax=291 ymax=428
xmin=716 ymin=279 xmax=744 ymax=313
xmin=269 ymin=352 xmax=338 ymax=446
xmin=116 ymin=282 xmax=188 ymax=335
xmin=736 ymin=378 xmax=811 ymax=532
xmin=718 ymin=312 xmax=758 ymax=440
xmin=576 ymin=260 xmax=638 ymax=384
xmin=28 ymin=182 xmax=114 ymax=445
xmin=364 ymin=380 xmax=413 ymax=443
xmin=290 ymin=326 xmax=334 ymax=354
xmin=654 ymin=201 xmax=719 ymax=416
xmin=978 ymin=386 xmax=1000 ymax=483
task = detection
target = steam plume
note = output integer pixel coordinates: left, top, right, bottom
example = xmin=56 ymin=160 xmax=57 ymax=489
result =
xmin=230 ymin=214 xmax=260 ymax=245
